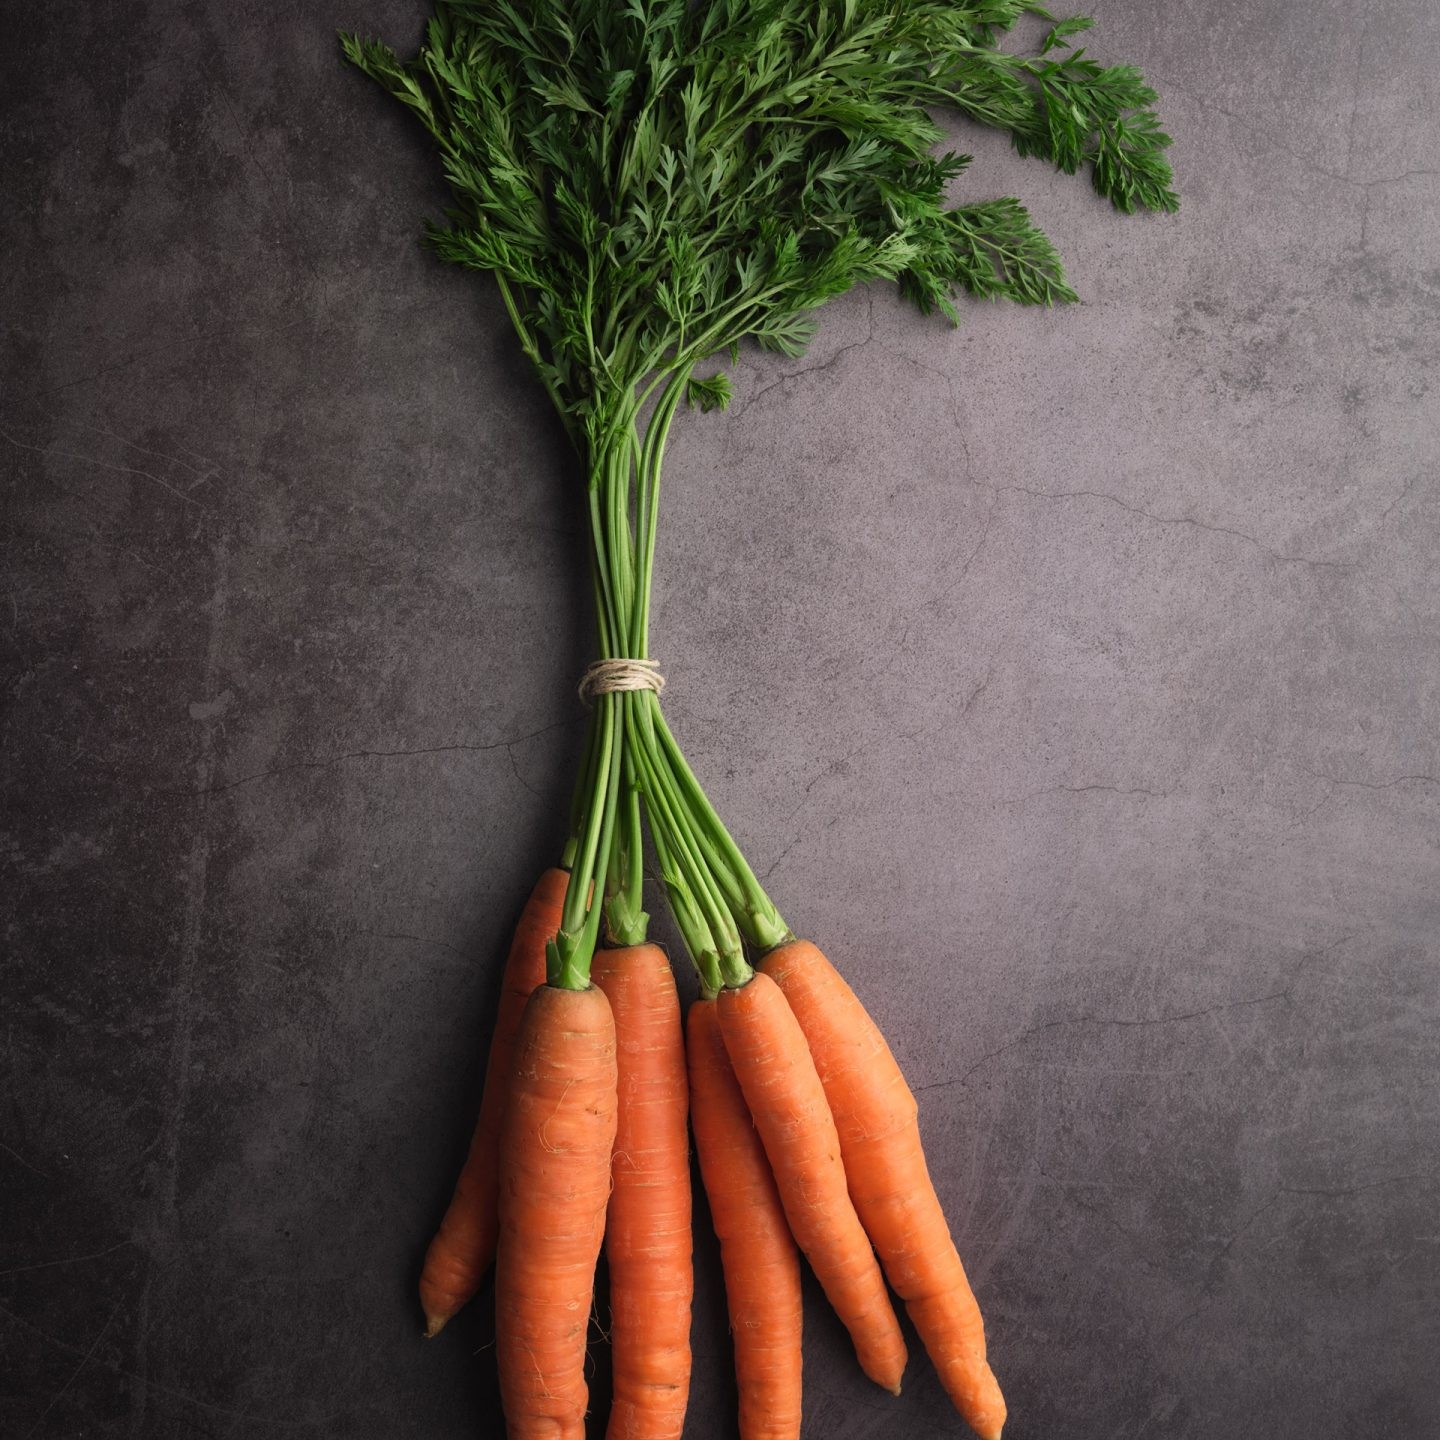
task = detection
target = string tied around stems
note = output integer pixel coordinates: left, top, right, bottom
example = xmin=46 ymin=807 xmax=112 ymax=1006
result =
xmin=578 ymin=657 xmax=665 ymax=706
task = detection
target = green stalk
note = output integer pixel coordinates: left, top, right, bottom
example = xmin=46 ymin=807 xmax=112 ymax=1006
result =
xmin=560 ymin=707 xmax=597 ymax=873
xmin=494 ymin=274 xmax=574 ymax=447
xmin=575 ymin=362 xmax=787 ymax=991
xmin=607 ymin=441 xmax=636 ymax=638
xmin=595 ymin=365 xmax=772 ymax=982
xmin=644 ymin=731 xmax=770 ymax=941
xmin=632 ymin=369 xmax=690 ymax=657
xmin=644 ymin=797 xmax=722 ymax=995
xmin=551 ymin=438 xmax=636 ymax=988
xmin=550 ymin=689 xmax=619 ymax=988
xmin=617 ymin=372 xmax=762 ymax=986
xmin=646 ymin=694 xmax=791 ymax=952
xmin=569 ymin=691 xmax=625 ymax=977
xmin=597 ymin=435 xmax=649 ymax=943
xmin=627 ymin=717 xmax=748 ymax=985
xmin=603 ymin=735 xmax=648 ymax=947
xmin=588 ymin=484 xmax=619 ymax=658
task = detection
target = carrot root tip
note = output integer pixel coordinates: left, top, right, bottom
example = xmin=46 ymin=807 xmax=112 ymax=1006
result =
xmin=422 ymin=1313 xmax=447 ymax=1340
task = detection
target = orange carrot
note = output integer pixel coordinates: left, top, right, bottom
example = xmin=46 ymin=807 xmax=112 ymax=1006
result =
xmin=687 ymin=997 xmax=802 ymax=1440
xmin=418 ymin=867 xmax=567 ymax=1338
xmin=759 ymin=940 xmax=1006 ymax=1440
xmin=716 ymin=972 xmax=907 ymax=1395
xmin=591 ymin=944 xmax=693 ymax=1440
xmin=495 ymin=981 xmax=618 ymax=1440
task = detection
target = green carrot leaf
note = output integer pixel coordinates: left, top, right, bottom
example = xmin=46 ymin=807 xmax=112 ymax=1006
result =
xmin=686 ymin=372 xmax=733 ymax=413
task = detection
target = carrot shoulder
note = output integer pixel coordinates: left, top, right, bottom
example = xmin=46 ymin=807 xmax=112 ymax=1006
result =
xmin=591 ymin=944 xmax=693 ymax=1440
xmin=759 ymin=940 xmax=1006 ymax=1440
xmin=418 ymin=866 xmax=567 ymax=1338
xmin=716 ymin=971 xmax=907 ymax=1395
xmin=495 ymin=981 xmax=617 ymax=1440
xmin=688 ymin=997 xmax=802 ymax=1440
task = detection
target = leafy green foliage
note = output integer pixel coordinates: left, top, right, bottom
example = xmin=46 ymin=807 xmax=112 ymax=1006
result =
xmin=686 ymin=372 xmax=733 ymax=413
xmin=903 ymin=198 xmax=1077 ymax=317
xmin=341 ymin=1 xmax=1176 ymax=447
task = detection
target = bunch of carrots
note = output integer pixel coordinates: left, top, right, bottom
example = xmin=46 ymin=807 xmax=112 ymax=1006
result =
xmin=343 ymin=1 xmax=1175 ymax=1435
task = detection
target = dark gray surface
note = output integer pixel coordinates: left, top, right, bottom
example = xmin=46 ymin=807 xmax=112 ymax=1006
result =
xmin=3 ymin=2 xmax=1438 ymax=1437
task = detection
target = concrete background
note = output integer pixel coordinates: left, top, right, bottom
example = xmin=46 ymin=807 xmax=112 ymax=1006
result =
xmin=3 ymin=2 xmax=1437 ymax=1436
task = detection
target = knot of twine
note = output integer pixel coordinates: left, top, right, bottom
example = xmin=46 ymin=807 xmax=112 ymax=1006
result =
xmin=578 ymin=657 xmax=665 ymax=705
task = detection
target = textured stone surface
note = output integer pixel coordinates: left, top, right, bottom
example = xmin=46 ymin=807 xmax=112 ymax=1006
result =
xmin=3 ymin=3 xmax=1438 ymax=1437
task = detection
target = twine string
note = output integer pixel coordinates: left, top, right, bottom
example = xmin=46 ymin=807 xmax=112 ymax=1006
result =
xmin=578 ymin=657 xmax=665 ymax=705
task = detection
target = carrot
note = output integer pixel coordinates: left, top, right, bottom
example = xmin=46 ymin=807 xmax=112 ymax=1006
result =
xmin=352 ymin=10 xmax=1182 ymax=1427
xmin=716 ymin=972 xmax=907 ymax=1395
xmin=759 ymin=940 xmax=1006 ymax=1440
xmin=591 ymin=944 xmax=692 ymax=1440
xmin=687 ymin=997 xmax=803 ymax=1440
xmin=495 ymin=981 xmax=618 ymax=1440
xmin=418 ymin=866 xmax=567 ymax=1338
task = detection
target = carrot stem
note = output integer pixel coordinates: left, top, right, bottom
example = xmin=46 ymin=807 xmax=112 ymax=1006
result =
xmin=604 ymin=760 xmax=648 ymax=947
xmin=627 ymin=712 xmax=748 ymax=987
xmin=645 ymin=803 xmax=721 ymax=994
xmin=632 ymin=370 xmax=689 ymax=657
xmin=561 ymin=708 xmax=598 ymax=873
xmin=645 ymin=694 xmax=790 ymax=951
xmin=551 ymin=440 xmax=638 ymax=989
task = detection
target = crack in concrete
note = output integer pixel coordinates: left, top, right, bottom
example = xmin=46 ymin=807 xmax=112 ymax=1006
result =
xmin=1295 ymin=763 xmax=1439 ymax=792
xmin=22 ymin=1295 xmax=127 ymax=1440
xmin=127 ymin=531 xmax=229 ymax=1435
xmin=915 ymin=989 xmax=1292 ymax=1094
xmin=1007 ymin=782 xmax=1170 ymax=805
xmin=777 ymin=719 xmax=936 ymax=826
xmin=1373 ymin=473 xmax=1423 ymax=527
xmin=939 ymin=500 xmax=999 ymax=600
xmin=1279 ymin=1173 xmax=1437 ymax=1199
xmin=190 ymin=717 xmax=578 ymax=797
xmin=0 ymin=1137 xmax=51 ymax=1181
xmin=760 ymin=811 xmax=842 ymax=884
xmin=0 ymin=1296 xmax=329 ymax=1429
xmin=918 ymin=933 xmax=1357 ymax=1094
xmin=867 ymin=344 xmax=1345 ymax=571
xmin=1152 ymin=70 xmax=1440 ymax=196
xmin=731 ymin=290 xmax=876 ymax=417
xmin=506 ymin=741 xmax=545 ymax=800
xmin=0 ymin=423 xmax=213 ymax=513
xmin=1157 ymin=1166 xmax=1432 ymax=1345
xmin=958 ymin=668 xmax=994 ymax=722
xmin=1153 ymin=1193 xmax=1285 ymax=1345
xmin=874 ymin=342 xmax=975 ymax=477
xmin=981 ymin=479 xmax=1350 ymax=570
xmin=0 ymin=1240 xmax=134 ymax=1279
